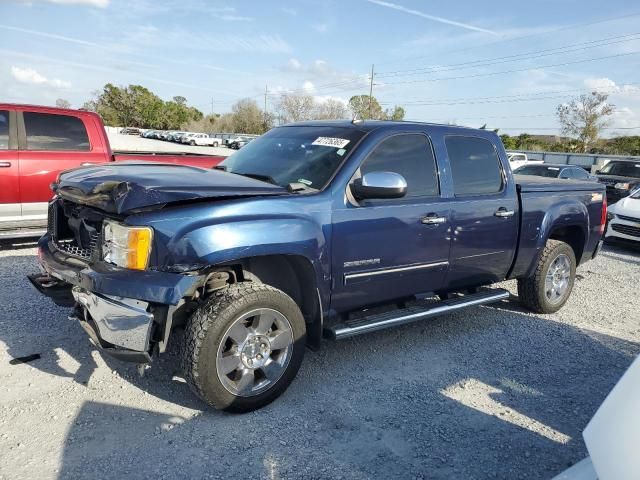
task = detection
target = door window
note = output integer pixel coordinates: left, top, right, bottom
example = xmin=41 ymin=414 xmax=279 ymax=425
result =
xmin=23 ymin=112 xmax=90 ymax=151
xmin=0 ymin=110 xmax=9 ymax=150
xmin=359 ymin=134 xmax=439 ymax=198
xmin=446 ymin=136 xmax=503 ymax=196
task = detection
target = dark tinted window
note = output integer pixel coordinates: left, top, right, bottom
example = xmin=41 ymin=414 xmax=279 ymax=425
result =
xmin=599 ymin=161 xmax=640 ymax=179
xmin=360 ymin=134 xmax=438 ymax=198
xmin=446 ymin=136 xmax=503 ymax=195
xmin=24 ymin=112 xmax=90 ymax=151
xmin=0 ymin=110 xmax=9 ymax=150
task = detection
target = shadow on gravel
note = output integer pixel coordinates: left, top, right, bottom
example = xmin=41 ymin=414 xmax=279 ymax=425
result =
xmin=53 ymin=297 xmax=639 ymax=480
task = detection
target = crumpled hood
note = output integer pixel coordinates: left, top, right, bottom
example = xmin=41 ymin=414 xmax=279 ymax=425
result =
xmin=53 ymin=162 xmax=287 ymax=214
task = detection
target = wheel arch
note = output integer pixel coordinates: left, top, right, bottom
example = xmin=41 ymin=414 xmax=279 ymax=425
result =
xmin=215 ymin=254 xmax=324 ymax=350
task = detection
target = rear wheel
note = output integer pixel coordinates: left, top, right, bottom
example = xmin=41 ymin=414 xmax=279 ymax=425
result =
xmin=212 ymin=142 xmax=219 ymax=147
xmin=181 ymin=283 xmax=306 ymax=412
xmin=517 ymin=240 xmax=576 ymax=314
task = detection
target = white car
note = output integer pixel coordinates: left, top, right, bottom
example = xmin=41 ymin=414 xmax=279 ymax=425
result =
xmin=605 ymin=187 xmax=640 ymax=243
xmin=507 ymin=152 xmax=544 ymax=170
xmin=181 ymin=133 xmax=213 ymax=146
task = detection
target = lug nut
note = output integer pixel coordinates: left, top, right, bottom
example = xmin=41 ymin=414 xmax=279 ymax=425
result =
xmin=257 ymin=354 xmax=263 ymax=360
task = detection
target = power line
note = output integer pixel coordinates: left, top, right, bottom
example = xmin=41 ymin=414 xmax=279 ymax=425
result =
xmin=375 ymin=32 xmax=640 ymax=78
xmin=374 ymin=11 xmax=640 ymax=67
xmin=379 ymin=51 xmax=640 ymax=86
xmin=378 ymin=83 xmax=640 ymax=107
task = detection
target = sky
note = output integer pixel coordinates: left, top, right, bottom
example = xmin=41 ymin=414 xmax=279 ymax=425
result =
xmin=1 ymin=0 xmax=640 ymax=136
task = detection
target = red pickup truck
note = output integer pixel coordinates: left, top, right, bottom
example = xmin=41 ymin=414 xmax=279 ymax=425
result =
xmin=0 ymin=103 xmax=225 ymax=239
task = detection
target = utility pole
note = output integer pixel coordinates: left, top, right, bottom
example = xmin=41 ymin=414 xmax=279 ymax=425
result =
xmin=210 ymin=98 xmax=214 ymax=117
xmin=368 ymin=64 xmax=374 ymax=120
xmin=263 ymin=85 xmax=268 ymax=131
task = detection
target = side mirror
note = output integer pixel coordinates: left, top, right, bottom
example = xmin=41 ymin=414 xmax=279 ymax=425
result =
xmin=351 ymin=171 xmax=408 ymax=200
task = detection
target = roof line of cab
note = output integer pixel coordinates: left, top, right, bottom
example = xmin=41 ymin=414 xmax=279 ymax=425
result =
xmin=279 ymin=119 xmax=486 ymax=134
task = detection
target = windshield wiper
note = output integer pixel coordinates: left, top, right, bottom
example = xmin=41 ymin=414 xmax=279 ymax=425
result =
xmin=234 ymin=172 xmax=278 ymax=185
xmin=287 ymin=182 xmax=317 ymax=193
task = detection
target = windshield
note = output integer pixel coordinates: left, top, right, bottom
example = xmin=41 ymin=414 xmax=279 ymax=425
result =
xmin=631 ymin=187 xmax=640 ymax=199
xmin=219 ymin=126 xmax=366 ymax=189
xmin=599 ymin=161 xmax=640 ymax=178
xmin=513 ymin=165 xmax=560 ymax=178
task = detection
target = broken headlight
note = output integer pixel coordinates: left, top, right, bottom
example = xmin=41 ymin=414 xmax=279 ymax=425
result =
xmin=102 ymin=220 xmax=153 ymax=270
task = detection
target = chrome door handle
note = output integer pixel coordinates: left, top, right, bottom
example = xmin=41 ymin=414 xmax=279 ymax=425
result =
xmin=421 ymin=215 xmax=447 ymax=225
xmin=495 ymin=208 xmax=515 ymax=218
xmin=0 ymin=161 xmax=11 ymax=168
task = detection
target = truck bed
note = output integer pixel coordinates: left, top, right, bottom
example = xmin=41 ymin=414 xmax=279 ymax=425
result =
xmin=515 ymin=174 xmax=601 ymax=192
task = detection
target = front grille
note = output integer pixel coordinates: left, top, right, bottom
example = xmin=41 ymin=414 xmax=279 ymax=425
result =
xmin=47 ymin=202 xmax=56 ymax=235
xmin=618 ymin=214 xmax=640 ymax=223
xmin=611 ymin=224 xmax=640 ymax=238
xmin=47 ymin=199 xmax=103 ymax=261
xmin=53 ymin=234 xmax=100 ymax=260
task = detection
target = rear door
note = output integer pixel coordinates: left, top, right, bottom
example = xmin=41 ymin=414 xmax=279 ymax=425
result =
xmin=0 ymin=109 xmax=21 ymax=226
xmin=444 ymin=135 xmax=518 ymax=289
xmin=331 ymin=133 xmax=451 ymax=311
xmin=17 ymin=110 xmax=99 ymax=219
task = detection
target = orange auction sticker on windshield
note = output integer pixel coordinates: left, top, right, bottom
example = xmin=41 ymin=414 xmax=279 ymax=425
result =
xmin=312 ymin=137 xmax=350 ymax=148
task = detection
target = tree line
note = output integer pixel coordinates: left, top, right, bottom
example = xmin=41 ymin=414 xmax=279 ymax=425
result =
xmin=77 ymin=83 xmax=406 ymax=134
xmin=69 ymin=85 xmax=637 ymax=155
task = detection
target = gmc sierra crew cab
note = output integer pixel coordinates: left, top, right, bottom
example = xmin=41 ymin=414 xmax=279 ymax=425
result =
xmin=29 ymin=120 xmax=607 ymax=412
xmin=0 ymin=104 xmax=224 ymax=238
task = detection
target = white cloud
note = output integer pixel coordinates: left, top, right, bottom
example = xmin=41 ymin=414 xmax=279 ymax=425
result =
xmin=584 ymin=78 xmax=640 ymax=98
xmin=10 ymin=66 xmax=71 ymax=88
xmin=363 ymin=0 xmax=497 ymax=35
xmin=302 ymin=81 xmax=315 ymax=93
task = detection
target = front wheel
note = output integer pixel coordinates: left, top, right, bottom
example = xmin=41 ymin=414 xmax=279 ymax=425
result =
xmin=517 ymin=239 xmax=576 ymax=314
xmin=190 ymin=140 xmax=196 ymax=146
xmin=181 ymin=283 xmax=306 ymax=412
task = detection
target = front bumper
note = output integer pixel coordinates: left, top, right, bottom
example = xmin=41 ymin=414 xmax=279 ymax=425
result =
xmin=73 ymin=287 xmax=154 ymax=352
xmin=30 ymin=234 xmax=203 ymax=362
xmin=605 ymin=217 xmax=640 ymax=243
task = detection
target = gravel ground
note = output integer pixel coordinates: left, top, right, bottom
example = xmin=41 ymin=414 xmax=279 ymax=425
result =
xmin=107 ymin=130 xmax=231 ymax=157
xmin=0 ymin=241 xmax=638 ymax=480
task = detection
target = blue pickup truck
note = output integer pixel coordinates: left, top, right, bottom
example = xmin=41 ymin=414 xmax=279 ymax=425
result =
xmin=30 ymin=120 xmax=607 ymax=412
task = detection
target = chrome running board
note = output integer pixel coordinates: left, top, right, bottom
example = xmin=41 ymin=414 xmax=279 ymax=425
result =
xmin=327 ymin=288 xmax=510 ymax=340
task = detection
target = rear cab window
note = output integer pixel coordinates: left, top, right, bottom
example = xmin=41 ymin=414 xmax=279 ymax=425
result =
xmin=23 ymin=112 xmax=90 ymax=151
xmin=445 ymin=136 xmax=504 ymax=196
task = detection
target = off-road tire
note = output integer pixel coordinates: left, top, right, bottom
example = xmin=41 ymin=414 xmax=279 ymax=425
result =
xmin=181 ymin=283 xmax=306 ymax=412
xmin=517 ymin=239 xmax=576 ymax=314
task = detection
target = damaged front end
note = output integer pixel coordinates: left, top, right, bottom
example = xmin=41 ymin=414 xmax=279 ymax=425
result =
xmin=29 ymin=196 xmax=204 ymax=363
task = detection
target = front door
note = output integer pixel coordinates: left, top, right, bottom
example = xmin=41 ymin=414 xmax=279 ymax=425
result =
xmin=0 ymin=110 xmax=21 ymax=229
xmin=331 ymin=133 xmax=451 ymax=312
